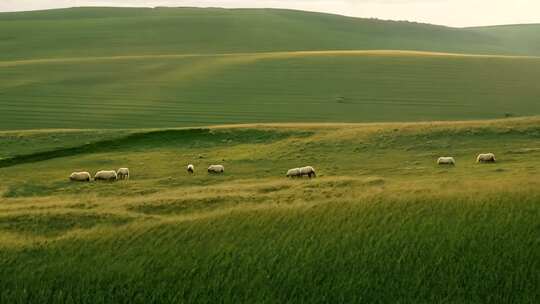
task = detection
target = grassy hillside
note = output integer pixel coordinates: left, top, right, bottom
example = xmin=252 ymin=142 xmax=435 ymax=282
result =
xmin=1 ymin=7 xmax=540 ymax=61
xmin=1 ymin=118 xmax=539 ymax=302
xmin=1 ymin=51 xmax=540 ymax=130
xmin=471 ymin=24 xmax=540 ymax=57
xmin=1 ymin=7 xmax=540 ymax=130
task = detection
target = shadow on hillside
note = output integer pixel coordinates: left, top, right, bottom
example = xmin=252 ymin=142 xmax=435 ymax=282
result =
xmin=0 ymin=128 xmax=312 ymax=168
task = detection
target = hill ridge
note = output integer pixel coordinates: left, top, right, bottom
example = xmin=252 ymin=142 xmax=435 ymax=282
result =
xmin=1 ymin=50 xmax=539 ymax=68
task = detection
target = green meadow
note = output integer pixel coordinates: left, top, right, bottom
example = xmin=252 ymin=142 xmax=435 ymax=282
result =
xmin=1 ymin=51 xmax=540 ymax=130
xmin=1 ymin=6 xmax=539 ymax=303
xmin=1 ymin=8 xmax=540 ymax=130
xmin=1 ymin=118 xmax=539 ymax=302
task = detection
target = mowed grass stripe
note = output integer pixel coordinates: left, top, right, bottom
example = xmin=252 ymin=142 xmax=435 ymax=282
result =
xmin=0 ymin=97 xmax=476 ymax=108
xmin=0 ymin=101 xmax=335 ymax=118
xmin=0 ymin=109 xmax=328 ymax=128
xmin=0 ymin=110 xmax=325 ymax=125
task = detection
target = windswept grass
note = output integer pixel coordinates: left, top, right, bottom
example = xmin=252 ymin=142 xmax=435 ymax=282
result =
xmin=0 ymin=213 xmax=132 ymax=237
xmin=0 ymin=119 xmax=539 ymax=302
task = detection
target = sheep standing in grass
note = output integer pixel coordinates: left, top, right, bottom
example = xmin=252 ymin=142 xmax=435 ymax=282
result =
xmin=286 ymin=168 xmax=301 ymax=178
xmin=300 ymin=166 xmax=317 ymax=178
xmin=437 ymin=157 xmax=456 ymax=166
xmin=117 ymin=168 xmax=130 ymax=180
xmin=94 ymin=170 xmax=117 ymax=181
xmin=70 ymin=172 xmax=91 ymax=182
xmin=208 ymin=165 xmax=224 ymax=174
xmin=187 ymin=164 xmax=194 ymax=174
xmin=477 ymin=153 xmax=496 ymax=163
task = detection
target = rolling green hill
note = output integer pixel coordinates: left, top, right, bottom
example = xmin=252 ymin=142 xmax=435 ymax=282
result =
xmin=1 ymin=50 xmax=540 ymax=130
xmin=1 ymin=7 xmax=540 ymax=61
xmin=1 ymin=7 xmax=539 ymax=130
xmin=1 ymin=118 xmax=539 ymax=302
xmin=470 ymin=24 xmax=540 ymax=56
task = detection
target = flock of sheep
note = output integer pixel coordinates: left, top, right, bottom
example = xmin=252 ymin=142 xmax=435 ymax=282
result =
xmin=68 ymin=153 xmax=496 ymax=182
xmin=69 ymin=163 xmax=315 ymax=182
xmin=68 ymin=164 xmax=230 ymax=182
xmin=69 ymin=168 xmax=130 ymax=182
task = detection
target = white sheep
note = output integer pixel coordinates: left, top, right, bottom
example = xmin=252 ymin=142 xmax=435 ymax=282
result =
xmin=187 ymin=164 xmax=195 ymax=174
xmin=477 ymin=153 xmax=496 ymax=163
xmin=286 ymin=168 xmax=301 ymax=178
xmin=94 ymin=170 xmax=118 ymax=181
xmin=437 ymin=157 xmax=456 ymax=166
xmin=70 ymin=172 xmax=91 ymax=182
xmin=208 ymin=165 xmax=225 ymax=174
xmin=299 ymin=166 xmax=317 ymax=178
xmin=117 ymin=168 xmax=130 ymax=180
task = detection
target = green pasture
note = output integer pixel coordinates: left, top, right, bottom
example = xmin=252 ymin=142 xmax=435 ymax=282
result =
xmin=0 ymin=118 xmax=539 ymax=302
xmin=1 ymin=51 xmax=539 ymax=130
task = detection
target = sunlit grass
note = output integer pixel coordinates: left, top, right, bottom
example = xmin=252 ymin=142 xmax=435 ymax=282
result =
xmin=0 ymin=118 xmax=539 ymax=302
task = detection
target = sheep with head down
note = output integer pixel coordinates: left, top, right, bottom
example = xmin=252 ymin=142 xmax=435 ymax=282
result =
xmin=94 ymin=170 xmax=117 ymax=181
xmin=287 ymin=166 xmax=316 ymax=178
xmin=477 ymin=153 xmax=496 ymax=163
xmin=70 ymin=172 xmax=91 ymax=182
xmin=117 ymin=168 xmax=130 ymax=180
xmin=437 ymin=157 xmax=455 ymax=166
xmin=286 ymin=168 xmax=301 ymax=178
xmin=187 ymin=164 xmax=194 ymax=174
xmin=208 ymin=165 xmax=224 ymax=174
xmin=300 ymin=166 xmax=317 ymax=178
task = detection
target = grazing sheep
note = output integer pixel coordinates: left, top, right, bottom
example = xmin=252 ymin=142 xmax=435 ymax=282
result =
xmin=117 ymin=168 xmax=130 ymax=180
xmin=477 ymin=153 xmax=496 ymax=163
xmin=208 ymin=165 xmax=225 ymax=174
xmin=286 ymin=168 xmax=301 ymax=178
xmin=187 ymin=164 xmax=194 ymax=174
xmin=70 ymin=172 xmax=91 ymax=182
xmin=437 ymin=157 xmax=456 ymax=166
xmin=94 ymin=170 xmax=117 ymax=181
xmin=299 ymin=166 xmax=317 ymax=178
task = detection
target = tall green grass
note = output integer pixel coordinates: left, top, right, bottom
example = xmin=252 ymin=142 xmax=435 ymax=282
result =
xmin=1 ymin=191 xmax=538 ymax=303
xmin=0 ymin=119 xmax=539 ymax=302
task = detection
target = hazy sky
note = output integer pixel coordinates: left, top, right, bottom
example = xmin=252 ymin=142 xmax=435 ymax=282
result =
xmin=1 ymin=0 xmax=539 ymax=27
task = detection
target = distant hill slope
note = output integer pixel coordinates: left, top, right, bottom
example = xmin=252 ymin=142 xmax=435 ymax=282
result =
xmin=468 ymin=24 xmax=540 ymax=57
xmin=0 ymin=7 xmax=539 ymax=61
xmin=1 ymin=51 xmax=539 ymax=130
